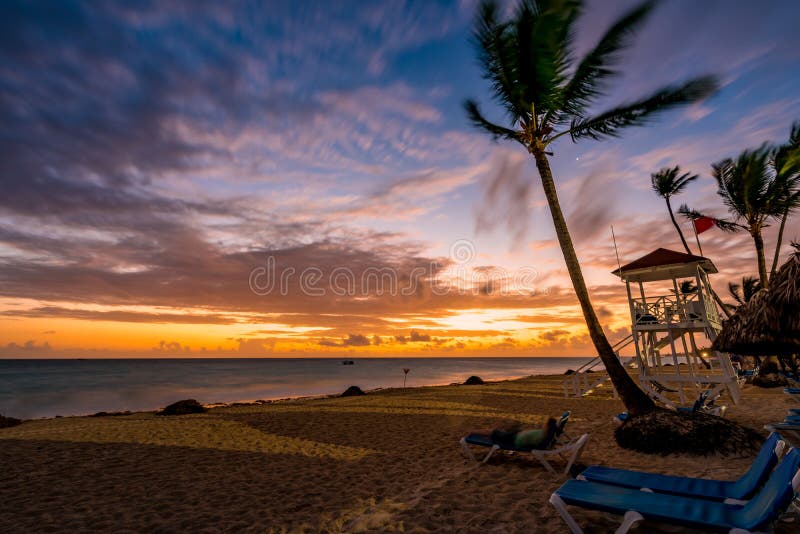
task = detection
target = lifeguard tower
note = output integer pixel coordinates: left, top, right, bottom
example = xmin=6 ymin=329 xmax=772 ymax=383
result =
xmin=613 ymin=248 xmax=741 ymax=405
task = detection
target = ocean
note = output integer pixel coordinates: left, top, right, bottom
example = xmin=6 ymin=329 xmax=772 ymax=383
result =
xmin=0 ymin=357 xmax=589 ymax=419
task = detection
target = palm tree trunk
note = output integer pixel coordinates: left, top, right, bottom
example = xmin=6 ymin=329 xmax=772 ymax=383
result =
xmin=770 ymin=207 xmax=789 ymax=281
xmin=710 ymin=287 xmax=732 ymax=320
xmin=665 ymin=197 xmax=692 ymax=254
xmin=752 ymin=229 xmax=769 ymax=288
xmin=531 ymin=142 xmax=655 ymax=415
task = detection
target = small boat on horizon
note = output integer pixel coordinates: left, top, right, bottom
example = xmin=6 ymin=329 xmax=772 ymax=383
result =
xmin=342 ymin=360 xmax=354 ymax=365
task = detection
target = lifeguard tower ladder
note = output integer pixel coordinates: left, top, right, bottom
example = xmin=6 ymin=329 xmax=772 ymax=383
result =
xmin=613 ymin=248 xmax=741 ymax=406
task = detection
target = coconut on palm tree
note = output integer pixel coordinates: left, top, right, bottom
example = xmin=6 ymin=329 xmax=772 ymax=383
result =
xmin=651 ymin=166 xmax=699 ymax=254
xmin=464 ymin=0 xmax=718 ymax=415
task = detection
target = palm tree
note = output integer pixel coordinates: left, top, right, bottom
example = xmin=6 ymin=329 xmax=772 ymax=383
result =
xmin=711 ymin=146 xmax=790 ymax=288
xmin=465 ymin=0 xmax=718 ymax=414
xmin=651 ymin=166 xmax=699 ymax=254
xmin=681 ymin=122 xmax=800 ymax=288
xmin=727 ymin=275 xmax=761 ymax=311
xmin=770 ymin=122 xmax=800 ymax=279
xmin=679 ymin=280 xmax=697 ymax=294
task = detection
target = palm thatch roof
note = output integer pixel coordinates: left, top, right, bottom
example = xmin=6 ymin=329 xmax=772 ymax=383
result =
xmin=713 ymin=247 xmax=800 ymax=355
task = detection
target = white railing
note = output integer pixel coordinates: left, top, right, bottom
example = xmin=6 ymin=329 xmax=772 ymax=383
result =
xmin=631 ymin=292 xmax=708 ymax=326
xmin=563 ymin=335 xmax=635 ymax=398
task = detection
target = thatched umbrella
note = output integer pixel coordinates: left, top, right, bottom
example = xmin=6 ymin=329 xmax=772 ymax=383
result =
xmin=713 ymin=247 xmax=800 ymax=356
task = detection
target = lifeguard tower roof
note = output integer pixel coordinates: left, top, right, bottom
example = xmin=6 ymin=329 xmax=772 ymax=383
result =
xmin=612 ymin=248 xmax=717 ymax=282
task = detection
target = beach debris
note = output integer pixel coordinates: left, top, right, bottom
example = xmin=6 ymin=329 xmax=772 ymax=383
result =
xmin=614 ymin=408 xmax=762 ymax=456
xmin=157 ymin=399 xmax=207 ymax=416
xmin=463 ymin=375 xmax=485 ymax=385
xmin=340 ymin=386 xmax=366 ymax=397
xmin=0 ymin=414 xmax=23 ymax=428
xmin=91 ymin=411 xmax=132 ymax=417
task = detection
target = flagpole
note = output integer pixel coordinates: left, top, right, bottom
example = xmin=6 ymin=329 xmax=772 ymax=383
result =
xmin=692 ymin=219 xmax=703 ymax=256
xmin=611 ymin=225 xmax=622 ymax=282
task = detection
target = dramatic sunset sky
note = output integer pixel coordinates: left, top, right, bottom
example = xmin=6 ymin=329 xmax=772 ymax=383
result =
xmin=1 ymin=0 xmax=799 ymax=358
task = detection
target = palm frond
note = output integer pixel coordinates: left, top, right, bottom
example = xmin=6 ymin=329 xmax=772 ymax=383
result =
xmin=677 ymin=204 xmax=702 ymax=220
xmin=564 ymin=76 xmax=718 ymax=141
xmin=741 ymin=276 xmax=762 ymax=302
xmin=557 ymin=0 xmax=655 ymax=122
xmin=677 ymin=204 xmax=741 ymax=233
xmin=672 ymin=170 xmax=699 ymax=195
xmin=790 ymin=121 xmax=800 ymax=146
xmin=473 ymin=1 xmax=527 ymax=121
xmin=651 ymin=166 xmax=678 ymax=197
xmin=712 ymin=145 xmax=786 ymax=225
xmin=650 ymin=165 xmax=698 ymax=198
xmin=775 ymin=120 xmax=800 ymax=178
xmin=679 ymin=279 xmax=697 ymax=294
xmin=464 ymin=99 xmax=520 ymax=141
xmin=728 ymin=276 xmax=761 ymax=308
xmin=711 ymin=218 xmax=742 ymax=232
xmin=728 ymin=281 xmax=744 ymax=306
xmin=514 ymin=0 xmax=581 ymax=123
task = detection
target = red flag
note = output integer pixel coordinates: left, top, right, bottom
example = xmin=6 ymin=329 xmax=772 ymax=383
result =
xmin=694 ymin=216 xmax=715 ymax=234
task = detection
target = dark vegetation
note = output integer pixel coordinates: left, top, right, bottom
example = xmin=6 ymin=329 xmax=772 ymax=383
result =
xmin=340 ymin=386 xmax=366 ymax=397
xmin=463 ymin=376 xmax=485 ymax=385
xmin=157 ymin=399 xmax=207 ymax=416
xmin=615 ymin=409 xmax=763 ymax=455
xmin=0 ymin=414 xmax=23 ymax=428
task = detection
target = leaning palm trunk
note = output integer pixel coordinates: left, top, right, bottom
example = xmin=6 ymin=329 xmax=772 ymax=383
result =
xmin=770 ymin=207 xmax=790 ymax=280
xmin=465 ymin=0 xmax=718 ymax=416
xmin=665 ymin=197 xmax=691 ymax=254
xmin=532 ymin=142 xmax=654 ymax=413
xmin=711 ymin=286 xmax=733 ymax=320
xmin=752 ymin=229 xmax=769 ymax=288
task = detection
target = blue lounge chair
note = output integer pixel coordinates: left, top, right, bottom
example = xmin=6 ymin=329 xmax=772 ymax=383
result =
xmin=766 ymin=422 xmax=800 ymax=449
xmin=785 ymin=388 xmax=800 ymax=403
xmin=577 ymin=432 xmax=785 ymax=503
xmin=460 ymin=411 xmax=589 ymax=474
xmin=549 ymin=448 xmax=800 ymax=534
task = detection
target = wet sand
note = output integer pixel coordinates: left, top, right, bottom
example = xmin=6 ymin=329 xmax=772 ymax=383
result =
xmin=0 ymin=374 xmax=797 ymax=533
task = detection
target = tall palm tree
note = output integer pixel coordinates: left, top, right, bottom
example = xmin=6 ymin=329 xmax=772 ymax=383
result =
xmin=770 ymin=122 xmax=800 ymax=279
xmin=711 ymin=146 xmax=790 ymax=288
xmin=465 ymin=0 xmax=718 ymax=414
xmin=651 ymin=166 xmax=699 ymax=254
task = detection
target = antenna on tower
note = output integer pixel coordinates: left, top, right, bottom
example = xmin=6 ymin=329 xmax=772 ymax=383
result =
xmin=611 ymin=225 xmax=622 ymax=282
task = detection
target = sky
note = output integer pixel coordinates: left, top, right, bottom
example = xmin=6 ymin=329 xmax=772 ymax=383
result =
xmin=1 ymin=0 xmax=799 ymax=358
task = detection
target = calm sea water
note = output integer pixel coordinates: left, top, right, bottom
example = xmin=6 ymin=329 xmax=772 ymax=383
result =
xmin=0 ymin=357 xmax=588 ymax=419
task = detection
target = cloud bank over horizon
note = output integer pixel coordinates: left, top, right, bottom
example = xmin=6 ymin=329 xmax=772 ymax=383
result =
xmin=1 ymin=0 xmax=799 ymax=357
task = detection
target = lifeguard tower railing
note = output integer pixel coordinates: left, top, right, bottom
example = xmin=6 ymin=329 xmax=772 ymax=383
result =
xmin=628 ymin=271 xmax=738 ymax=405
xmin=563 ymin=334 xmax=636 ymax=398
xmin=632 ymin=292 xmax=721 ymax=328
xmin=630 ymin=270 xmax=721 ymax=331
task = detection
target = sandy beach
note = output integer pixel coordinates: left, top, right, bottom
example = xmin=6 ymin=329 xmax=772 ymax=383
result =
xmin=0 ymin=374 xmax=797 ymax=533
